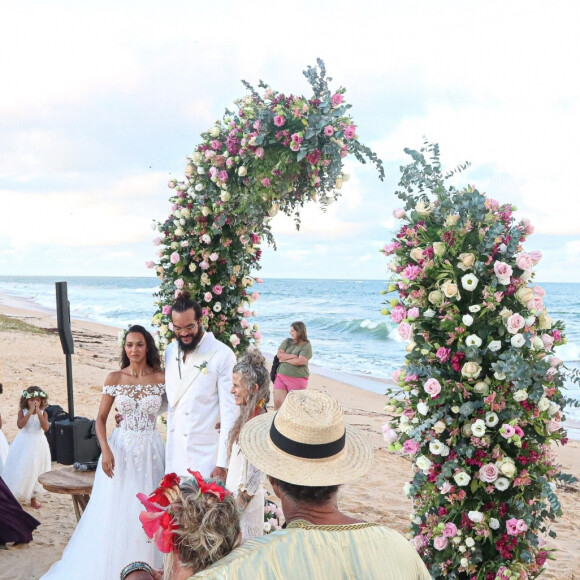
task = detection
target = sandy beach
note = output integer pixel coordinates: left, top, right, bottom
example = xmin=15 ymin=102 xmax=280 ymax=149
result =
xmin=0 ymin=297 xmax=579 ymax=580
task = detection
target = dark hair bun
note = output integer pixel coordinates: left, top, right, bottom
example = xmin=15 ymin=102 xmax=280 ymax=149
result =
xmin=239 ymin=347 xmax=266 ymax=368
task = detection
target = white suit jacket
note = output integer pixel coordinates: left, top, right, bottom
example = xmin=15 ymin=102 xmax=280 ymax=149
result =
xmin=164 ymin=332 xmax=237 ymax=478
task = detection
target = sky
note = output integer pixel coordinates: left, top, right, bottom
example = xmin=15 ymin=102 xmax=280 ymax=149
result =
xmin=1 ymin=0 xmax=579 ymax=282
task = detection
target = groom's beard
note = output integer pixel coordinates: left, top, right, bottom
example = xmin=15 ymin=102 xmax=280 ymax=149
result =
xmin=177 ymin=328 xmax=204 ymax=353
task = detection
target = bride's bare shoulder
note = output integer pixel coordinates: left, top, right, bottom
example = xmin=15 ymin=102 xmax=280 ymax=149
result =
xmin=104 ymin=370 xmax=125 ymax=386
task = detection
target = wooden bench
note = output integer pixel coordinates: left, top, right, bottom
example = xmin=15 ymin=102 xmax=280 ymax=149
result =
xmin=39 ymin=466 xmax=96 ymax=521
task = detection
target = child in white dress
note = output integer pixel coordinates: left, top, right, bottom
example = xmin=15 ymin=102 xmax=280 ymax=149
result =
xmin=0 ymin=383 xmax=10 ymax=473
xmin=2 ymin=386 xmax=51 ymax=508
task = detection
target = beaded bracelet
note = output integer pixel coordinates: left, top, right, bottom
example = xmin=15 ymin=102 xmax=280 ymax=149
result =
xmin=120 ymin=561 xmax=154 ymax=580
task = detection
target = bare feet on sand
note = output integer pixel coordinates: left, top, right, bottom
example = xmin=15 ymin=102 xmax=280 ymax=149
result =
xmin=31 ymin=497 xmax=42 ymax=509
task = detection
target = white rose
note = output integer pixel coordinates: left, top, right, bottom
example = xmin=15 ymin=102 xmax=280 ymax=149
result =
xmin=489 ymin=518 xmax=500 ymax=529
xmin=461 ymin=361 xmax=481 ymax=379
xmin=460 ymin=557 xmax=469 ymax=568
xmin=417 ymin=402 xmax=429 ymax=415
xmin=188 ymin=263 xmax=197 ymax=272
xmin=197 ymin=166 xmax=205 ymax=175
xmin=531 ymin=336 xmax=544 ymax=350
xmin=263 ymin=521 xmax=272 ymax=533
xmin=191 ymin=151 xmax=202 ymax=164
xmin=511 ymin=334 xmax=526 ymax=348
xmin=538 ymin=397 xmax=550 ymax=412
xmin=200 ymin=206 xmax=211 ymax=216
xmin=469 ymin=304 xmax=481 ymax=313
xmin=525 ymin=315 xmax=536 ymax=326
xmin=424 ymin=309 xmax=436 ymax=318
xmin=465 ymin=537 xmax=475 ymax=548
xmin=410 ymin=247 xmax=424 ymax=262
xmin=468 ymin=511 xmax=484 ymax=523
xmin=442 ymin=280 xmax=460 ymax=299
xmin=465 ymin=334 xmax=482 ymax=347
xmin=548 ymin=402 xmax=560 ymax=417
xmin=432 ymin=242 xmax=446 ymax=257
xmin=195 ymin=183 xmax=205 ymax=192
xmin=513 ymin=390 xmax=528 ymax=402
xmin=488 ymin=340 xmax=502 ymax=352
xmin=471 ymin=419 xmax=486 ymax=438
xmin=499 ymin=460 xmax=516 ymax=478
xmin=415 ymin=201 xmax=433 ymax=217
xmin=462 ymin=314 xmax=474 ymax=326
xmin=208 ymin=126 xmax=220 ymax=138
xmin=440 ymin=445 xmax=450 ymax=457
xmin=238 ymin=166 xmax=248 ymax=177
xmin=459 ymin=545 xmax=467 ymax=553
xmin=416 ymin=455 xmax=432 ymax=471
xmin=473 ymin=381 xmax=489 ymax=394
xmin=220 ymin=191 xmax=231 ymax=202
xmin=433 ymin=420 xmax=446 ymax=434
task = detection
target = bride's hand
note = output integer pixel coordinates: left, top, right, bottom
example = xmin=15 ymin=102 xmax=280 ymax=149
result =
xmin=102 ymin=449 xmax=115 ymax=478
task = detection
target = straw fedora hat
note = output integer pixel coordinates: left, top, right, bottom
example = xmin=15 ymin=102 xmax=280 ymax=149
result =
xmin=239 ymin=390 xmax=373 ymax=486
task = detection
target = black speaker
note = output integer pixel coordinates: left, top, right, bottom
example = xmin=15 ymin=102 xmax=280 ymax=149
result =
xmin=45 ymin=405 xmax=70 ymax=461
xmin=54 ymin=418 xmax=101 ymax=465
xmin=55 ymin=282 xmax=74 ymax=355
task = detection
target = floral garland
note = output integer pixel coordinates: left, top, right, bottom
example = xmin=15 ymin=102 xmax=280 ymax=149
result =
xmin=22 ymin=389 xmax=48 ymax=399
xmin=148 ymin=59 xmax=383 ymax=353
xmin=381 ymin=143 xmax=574 ymax=579
xmin=137 ymin=470 xmax=231 ymax=553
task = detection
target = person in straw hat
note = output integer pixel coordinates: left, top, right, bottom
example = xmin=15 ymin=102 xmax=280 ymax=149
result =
xmin=190 ymin=389 xmax=431 ymax=579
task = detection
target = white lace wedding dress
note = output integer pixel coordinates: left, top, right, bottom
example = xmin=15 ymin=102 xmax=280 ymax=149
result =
xmin=41 ymin=383 xmax=166 ymax=580
xmin=226 ymin=441 xmax=265 ymax=541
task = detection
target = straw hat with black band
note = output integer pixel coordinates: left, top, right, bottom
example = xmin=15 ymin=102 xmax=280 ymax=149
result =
xmin=238 ymin=390 xmax=373 ymax=487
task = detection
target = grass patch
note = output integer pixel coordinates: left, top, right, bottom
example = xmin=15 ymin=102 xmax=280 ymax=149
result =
xmin=0 ymin=314 xmax=46 ymax=335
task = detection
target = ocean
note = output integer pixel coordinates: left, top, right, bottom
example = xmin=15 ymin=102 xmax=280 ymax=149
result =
xmin=1 ymin=276 xmax=579 ymax=434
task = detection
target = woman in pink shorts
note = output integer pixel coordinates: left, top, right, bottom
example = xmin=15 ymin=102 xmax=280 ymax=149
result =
xmin=273 ymin=321 xmax=313 ymax=410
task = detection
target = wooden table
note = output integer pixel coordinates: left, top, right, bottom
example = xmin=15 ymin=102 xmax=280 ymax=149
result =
xmin=39 ymin=466 xmax=95 ymax=521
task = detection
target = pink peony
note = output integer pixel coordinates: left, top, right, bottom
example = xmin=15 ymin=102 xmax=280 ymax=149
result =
xmin=424 ymin=378 xmax=442 ymax=397
xmin=398 ymin=322 xmax=413 ymax=341
xmin=402 ymin=264 xmax=422 ymax=280
xmin=479 ymin=463 xmax=499 ymax=483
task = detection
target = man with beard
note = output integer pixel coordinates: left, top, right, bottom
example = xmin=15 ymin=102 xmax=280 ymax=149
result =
xmin=164 ymin=292 xmax=237 ymax=480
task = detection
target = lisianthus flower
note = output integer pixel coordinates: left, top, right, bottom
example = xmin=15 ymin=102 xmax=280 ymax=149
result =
xmin=461 ymin=273 xmax=479 ymax=290
xmin=465 ymin=334 xmax=482 ymax=347
xmin=453 ymin=471 xmax=471 ymax=487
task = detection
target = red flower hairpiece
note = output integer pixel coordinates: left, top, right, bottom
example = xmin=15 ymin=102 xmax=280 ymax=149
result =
xmin=137 ymin=471 xmax=232 ymax=553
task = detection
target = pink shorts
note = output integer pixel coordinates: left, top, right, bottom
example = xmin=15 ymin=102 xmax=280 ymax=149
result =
xmin=273 ymin=373 xmax=309 ymax=392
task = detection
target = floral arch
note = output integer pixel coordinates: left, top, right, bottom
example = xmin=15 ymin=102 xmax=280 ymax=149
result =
xmin=148 ymin=59 xmax=383 ymax=353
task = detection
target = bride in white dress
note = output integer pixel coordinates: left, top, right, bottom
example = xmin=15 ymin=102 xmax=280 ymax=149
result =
xmin=41 ymin=325 xmax=166 ymax=579
xmin=226 ymin=348 xmax=269 ymax=541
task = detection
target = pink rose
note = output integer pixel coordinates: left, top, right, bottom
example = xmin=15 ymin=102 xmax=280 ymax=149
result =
xmin=411 ymin=536 xmax=426 ymax=550
xmin=494 ymin=261 xmax=513 ymax=284
xmin=403 ymin=439 xmax=420 ymax=454
xmin=391 ymin=305 xmax=407 ymax=323
xmin=407 ymin=307 xmax=419 ymax=320
xmin=548 ymin=417 xmax=561 ymax=433
xmin=251 ymin=292 xmax=259 ymax=301
xmin=433 ymin=536 xmax=449 ymax=551
xmin=549 ymin=356 xmax=563 ymax=367
xmin=153 ymin=237 xmax=161 ymax=246
xmin=391 ymin=369 xmax=402 ymax=382
xmin=212 ymin=284 xmax=223 ymax=295
xmin=204 ymin=292 xmax=212 ymax=302
xmin=323 ymin=125 xmax=334 ymax=136
xmin=393 ymin=208 xmax=406 ymax=219
xmin=506 ymin=313 xmax=525 ymax=334
xmin=162 ymin=305 xmax=172 ymax=315
xmin=424 ymin=378 xmax=442 ymax=397
xmin=382 ymin=426 xmax=399 ymax=443
xmin=436 ymin=347 xmax=451 ymax=363
xmin=175 ymin=279 xmax=184 ymax=289
xmin=442 ymin=522 xmax=458 ymax=537
xmin=261 ymin=178 xmax=271 ymax=187
xmin=526 ymin=297 xmax=544 ymax=313
xmin=541 ymin=333 xmax=554 ymax=349
xmin=398 ymin=322 xmax=413 ymax=341
xmin=209 ymin=252 xmax=219 ymax=261
xmin=331 ymin=93 xmax=344 ymax=107
xmin=240 ymin=318 xmax=249 ymax=329
xmin=255 ymin=147 xmax=265 ymax=159
xmin=145 ymin=261 xmax=155 ymax=269
xmin=479 ymin=463 xmax=499 ymax=483
xmin=273 ymin=115 xmax=285 ymax=127
xmin=533 ymin=285 xmax=546 ymax=297
xmin=254 ymin=331 xmax=262 ymax=341
xmin=200 ymin=260 xmax=210 ymax=270
xmin=521 ymin=218 xmax=534 ymax=234
xmin=170 ymin=252 xmax=180 ymax=264
xmin=516 ymin=253 xmax=534 ymax=271
xmin=528 ymin=250 xmax=543 ymax=265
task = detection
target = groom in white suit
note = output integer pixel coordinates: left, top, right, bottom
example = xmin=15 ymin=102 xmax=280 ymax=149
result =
xmin=164 ymin=293 xmax=237 ymax=480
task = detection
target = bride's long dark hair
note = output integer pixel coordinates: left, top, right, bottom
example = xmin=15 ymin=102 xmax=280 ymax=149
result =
xmin=120 ymin=325 xmax=162 ymax=371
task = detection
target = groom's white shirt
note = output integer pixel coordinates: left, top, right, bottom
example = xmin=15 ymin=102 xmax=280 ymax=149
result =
xmin=164 ymin=331 xmax=237 ymax=478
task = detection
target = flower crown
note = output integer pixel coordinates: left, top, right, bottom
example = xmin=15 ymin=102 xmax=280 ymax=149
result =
xmin=117 ymin=324 xmax=133 ymax=347
xmin=137 ymin=470 xmax=231 ymax=553
xmin=22 ymin=389 xmax=48 ymax=399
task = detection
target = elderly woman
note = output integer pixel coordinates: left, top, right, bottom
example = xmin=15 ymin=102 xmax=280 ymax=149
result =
xmin=273 ymin=321 xmax=312 ymax=410
xmin=225 ymin=348 xmax=270 ymax=540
